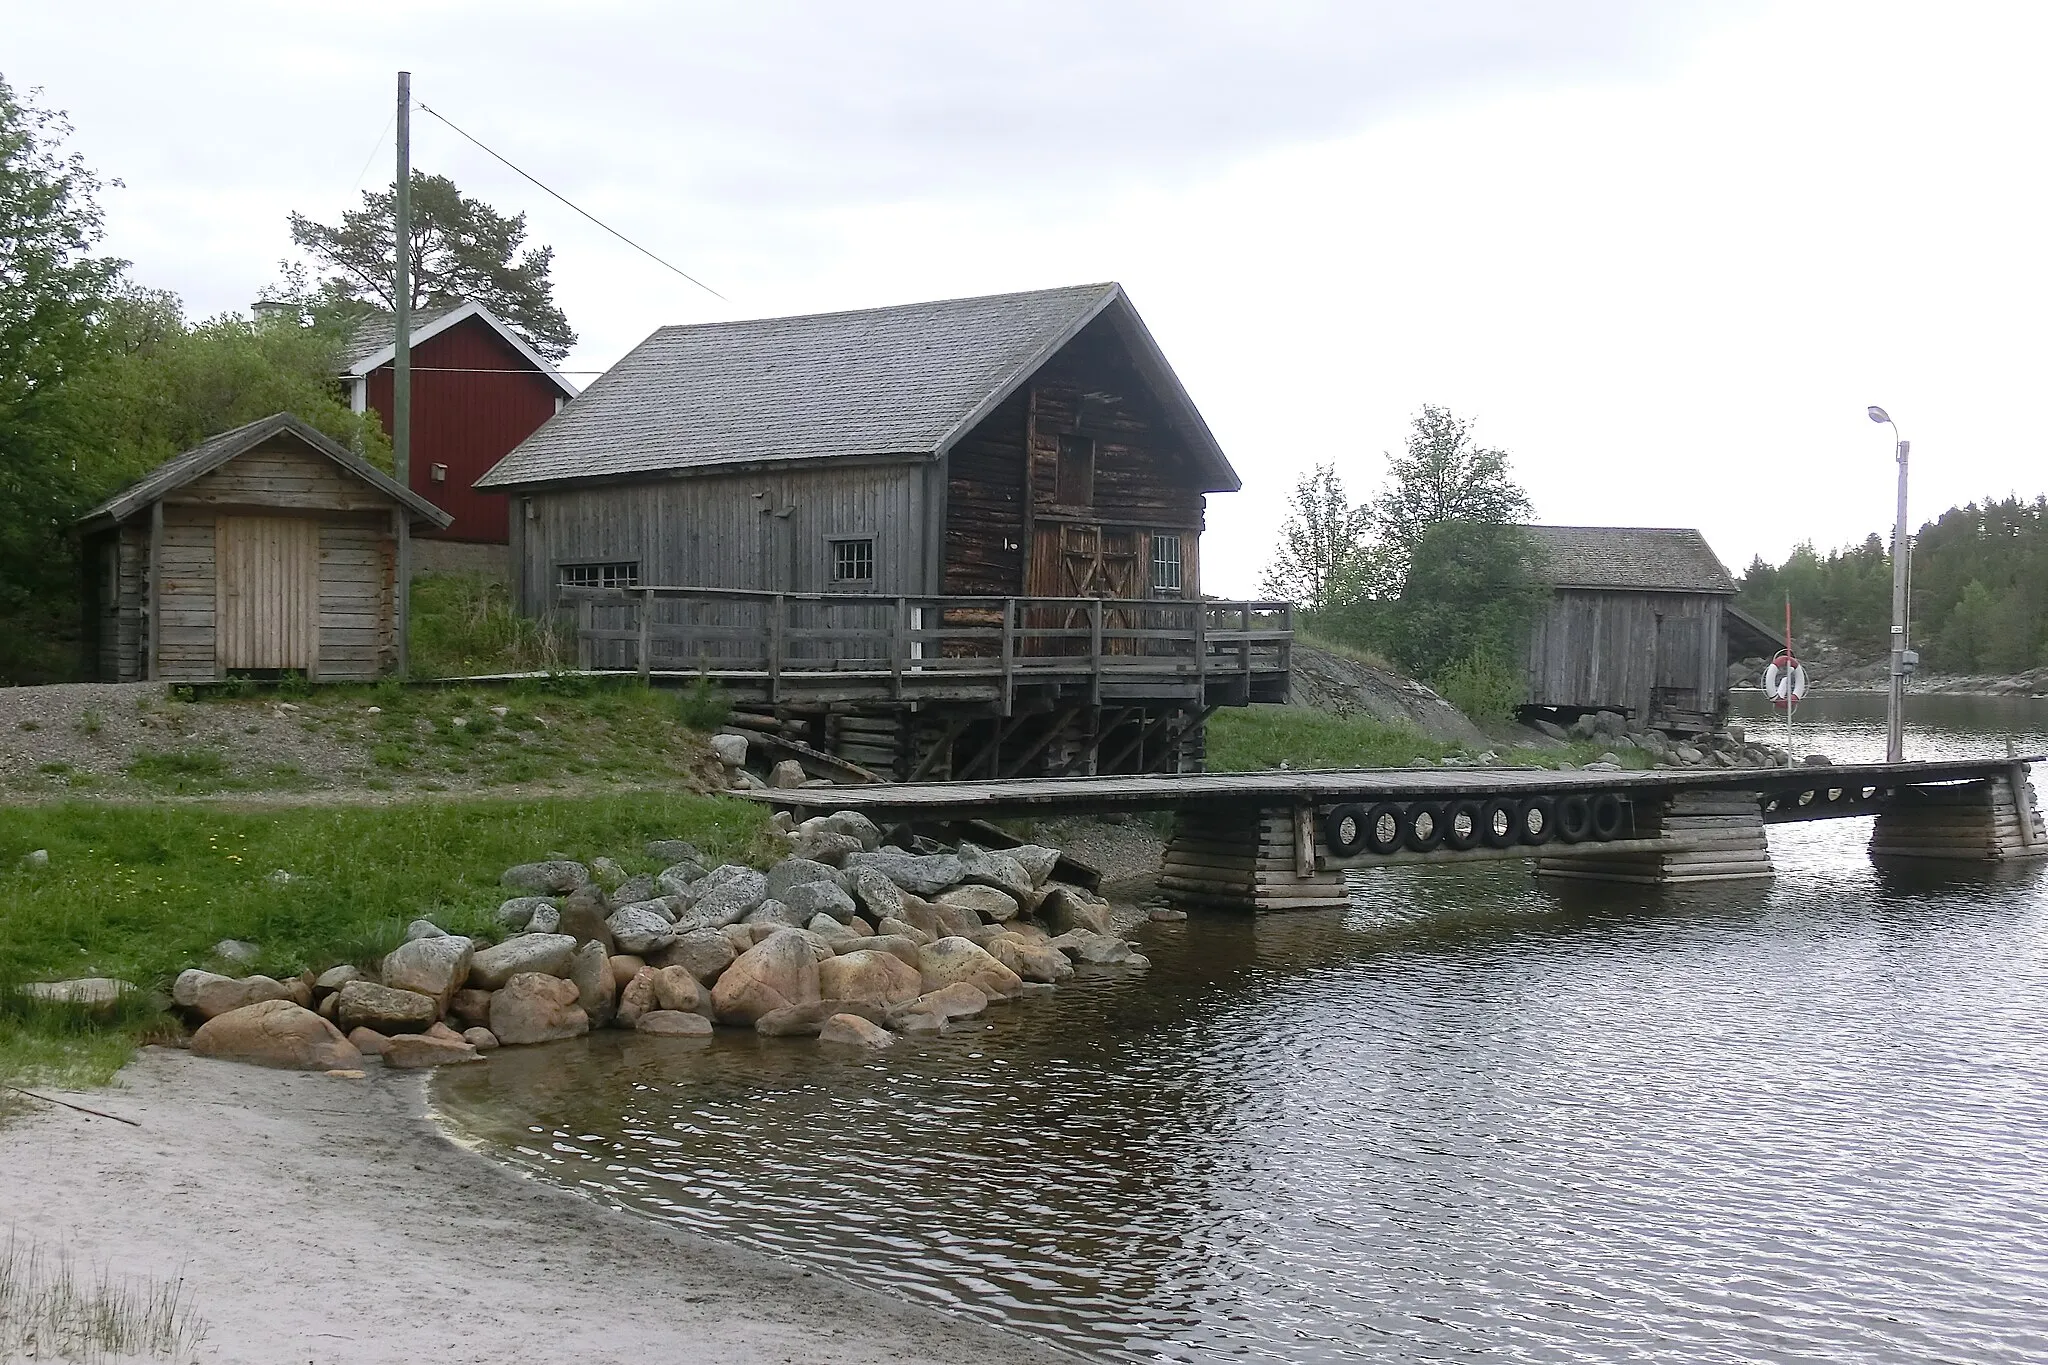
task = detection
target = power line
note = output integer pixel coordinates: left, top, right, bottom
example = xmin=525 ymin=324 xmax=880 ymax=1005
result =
xmin=349 ymin=108 xmax=397 ymax=195
xmin=413 ymin=98 xmax=727 ymax=302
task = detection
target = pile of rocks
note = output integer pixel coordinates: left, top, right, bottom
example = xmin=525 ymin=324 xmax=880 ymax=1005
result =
xmin=172 ymin=814 xmax=1147 ymax=1074
xmin=1533 ymin=711 xmax=1812 ymax=770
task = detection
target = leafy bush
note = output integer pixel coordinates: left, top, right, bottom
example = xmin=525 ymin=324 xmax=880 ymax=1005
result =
xmin=1432 ymin=652 xmax=1525 ymax=724
xmin=671 ymin=675 xmax=733 ymax=732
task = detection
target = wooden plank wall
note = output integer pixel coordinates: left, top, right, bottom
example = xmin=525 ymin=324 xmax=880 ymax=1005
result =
xmin=179 ymin=436 xmax=396 ymax=513
xmin=516 ymin=461 xmax=927 ymax=615
xmin=1524 ymin=589 xmax=1727 ymax=721
xmin=215 ymin=516 xmax=319 ymax=673
xmin=91 ymin=528 xmax=149 ymax=682
xmin=319 ymin=517 xmax=393 ymax=680
xmin=156 ymin=506 xmax=220 ymax=681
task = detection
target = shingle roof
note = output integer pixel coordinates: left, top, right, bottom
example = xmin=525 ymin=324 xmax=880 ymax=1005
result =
xmin=1525 ymin=525 xmax=1737 ymax=593
xmin=339 ymin=300 xmax=576 ymax=396
xmin=74 ymin=413 xmax=452 ymax=529
xmin=474 ymin=282 xmax=1237 ymax=491
xmin=340 ymin=303 xmax=464 ymax=370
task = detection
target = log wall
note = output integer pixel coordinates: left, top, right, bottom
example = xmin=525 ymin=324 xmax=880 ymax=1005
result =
xmin=1868 ymin=772 xmax=2045 ymax=862
xmin=1159 ymin=805 xmax=1351 ymax=913
xmin=1534 ymin=789 xmax=1774 ymax=884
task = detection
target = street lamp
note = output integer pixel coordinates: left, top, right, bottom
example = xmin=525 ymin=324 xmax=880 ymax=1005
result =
xmin=1868 ymin=405 xmax=1910 ymax=762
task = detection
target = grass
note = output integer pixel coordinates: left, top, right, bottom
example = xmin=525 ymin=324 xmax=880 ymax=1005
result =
xmin=0 ymin=1231 xmax=209 ymax=1362
xmin=409 ymin=572 xmax=571 ymax=678
xmin=0 ymin=790 xmax=776 ymax=1085
xmin=1206 ymin=704 xmax=1648 ymax=774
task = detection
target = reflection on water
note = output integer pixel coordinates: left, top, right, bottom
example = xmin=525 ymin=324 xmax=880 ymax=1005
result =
xmin=437 ymin=693 xmax=2048 ymax=1362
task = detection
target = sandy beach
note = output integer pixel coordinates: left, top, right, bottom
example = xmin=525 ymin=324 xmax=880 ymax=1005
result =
xmin=2 ymin=1048 xmax=1087 ymax=1364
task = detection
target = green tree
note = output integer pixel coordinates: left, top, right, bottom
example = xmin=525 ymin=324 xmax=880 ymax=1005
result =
xmin=1260 ymin=462 xmax=1374 ymax=616
xmin=0 ymin=76 xmax=129 ymax=682
xmin=277 ymin=171 xmax=575 ymax=359
xmin=1370 ymin=405 xmax=1534 ymax=585
xmin=1386 ymin=519 xmax=1550 ymax=683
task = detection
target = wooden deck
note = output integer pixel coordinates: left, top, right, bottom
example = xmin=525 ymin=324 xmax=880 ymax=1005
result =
xmin=743 ymin=757 xmax=2043 ymax=822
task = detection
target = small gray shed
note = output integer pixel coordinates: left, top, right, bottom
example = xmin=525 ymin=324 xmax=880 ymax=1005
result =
xmin=1522 ymin=525 xmax=1777 ymax=733
xmin=74 ymin=414 xmax=451 ymax=683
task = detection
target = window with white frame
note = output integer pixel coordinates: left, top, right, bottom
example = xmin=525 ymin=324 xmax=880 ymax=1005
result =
xmin=831 ymin=538 xmax=876 ymax=584
xmin=1151 ymin=534 xmax=1183 ymax=596
xmin=558 ymin=561 xmax=640 ymax=589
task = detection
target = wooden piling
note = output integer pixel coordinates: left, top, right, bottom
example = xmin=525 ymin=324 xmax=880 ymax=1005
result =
xmin=1535 ymin=789 xmax=1774 ymax=885
xmin=1159 ymin=805 xmax=1350 ymax=913
xmin=1868 ymin=773 xmax=2046 ymax=862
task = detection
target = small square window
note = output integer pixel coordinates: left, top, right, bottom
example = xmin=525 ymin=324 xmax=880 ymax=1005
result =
xmin=831 ymin=538 xmax=876 ymax=584
xmin=1151 ymin=534 xmax=1183 ymax=596
xmin=559 ymin=561 xmax=640 ymax=589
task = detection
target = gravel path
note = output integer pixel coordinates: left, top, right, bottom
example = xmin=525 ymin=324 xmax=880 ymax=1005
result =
xmin=1 ymin=1048 xmax=1088 ymax=1365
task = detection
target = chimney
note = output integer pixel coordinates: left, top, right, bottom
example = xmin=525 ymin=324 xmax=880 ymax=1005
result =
xmin=251 ymin=299 xmax=296 ymax=324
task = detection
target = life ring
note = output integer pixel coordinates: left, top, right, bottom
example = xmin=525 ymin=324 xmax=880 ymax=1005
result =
xmin=1763 ymin=653 xmax=1808 ymax=710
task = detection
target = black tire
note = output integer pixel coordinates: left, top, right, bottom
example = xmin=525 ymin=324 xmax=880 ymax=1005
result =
xmin=1480 ymin=796 xmax=1520 ymax=849
xmin=1325 ymin=803 xmax=1368 ymax=857
xmin=1556 ymin=794 xmax=1594 ymax=844
xmin=1364 ymin=802 xmax=1404 ymax=855
xmin=1444 ymin=799 xmax=1484 ymax=851
xmin=1590 ymin=793 xmax=1627 ymax=841
xmin=1405 ymin=801 xmax=1447 ymax=853
xmin=1517 ymin=796 xmax=1556 ymax=846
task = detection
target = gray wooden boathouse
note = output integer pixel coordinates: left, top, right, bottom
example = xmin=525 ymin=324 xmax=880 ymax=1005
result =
xmin=1521 ymin=526 xmax=1780 ymax=734
xmin=475 ymin=283 xmax=1291 ymax=778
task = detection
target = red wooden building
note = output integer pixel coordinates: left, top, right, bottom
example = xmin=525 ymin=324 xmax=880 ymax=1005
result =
xmin=343 ymin=301 xmax=577 ymax=544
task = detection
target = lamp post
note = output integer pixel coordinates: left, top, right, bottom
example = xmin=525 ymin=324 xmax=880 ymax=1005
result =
xmin=1867 ymin=405 xmax=1909 ymax=762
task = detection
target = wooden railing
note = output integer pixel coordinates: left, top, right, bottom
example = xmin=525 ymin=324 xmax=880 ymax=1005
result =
xmin=556 ymin=586 xmax=1293 ymax=708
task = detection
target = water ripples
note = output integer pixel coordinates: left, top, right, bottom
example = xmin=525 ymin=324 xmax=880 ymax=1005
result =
xmin=437 ymin=697 xmax=2048 ymax=1362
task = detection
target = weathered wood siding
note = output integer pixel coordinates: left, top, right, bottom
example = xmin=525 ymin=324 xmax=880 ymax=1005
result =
xmin=215 ymin=516 xmax=320 ymax=673
xmin=178 ymin=436 xmax=395 ymax=514
xmin=943 ymin=313 xmax=1208 ymax=599
xmin=512 ymin=461 xmax=928 ymax=613
xmin=1525 ymin=588 xmax=1728 ymax=722
xmin=156 ymin=506 xmax=219 ymax=681
xmin=90 ymin=527 xmax=148 ymax=682
xmin=318 ymin=518 xmax=395 ymax=681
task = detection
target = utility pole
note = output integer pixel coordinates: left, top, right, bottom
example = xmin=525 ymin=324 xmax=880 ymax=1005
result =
xmin=393 ymin=71 xmax=413 ymax=680
xmin=1868 ymin=405 xmax=1909 ymax=762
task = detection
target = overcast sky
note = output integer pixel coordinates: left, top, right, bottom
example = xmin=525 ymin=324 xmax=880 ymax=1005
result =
xmin=10 ymin=1 xmax=2043 ymax=594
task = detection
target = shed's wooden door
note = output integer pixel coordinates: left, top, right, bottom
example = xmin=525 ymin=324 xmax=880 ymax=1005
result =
xmin=1027 ymin=524 xmax=1144 ymax=656
xmin=215 ymin=516 xmax=319 ymax=674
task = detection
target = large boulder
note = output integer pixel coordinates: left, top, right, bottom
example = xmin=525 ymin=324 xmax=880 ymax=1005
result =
xmin=917 ymin=938 xmax=1024 ymax=1000
xmin=781 ymin=880 xmax=857 ymax=924
xmin=335 ymin=980 xmax=439 ymax=1034
xmin=849 ymin=867 xmax=905 ymax=922
xmin=887 ymin=981 xmax=989 ymax=1026
xmin=649 ymin=928 xmax=735 ymax=984
xmin=191 ymin=1000 xmax=361 ymax=1071
xmin=489 ymin=973 xmax=590 ymax=1046
xmin=811 ymin=811 xmax=882 ymax=852
xmin=959 ymin=847 xmax=1038 ymax=908
xmin=817 ymin=949 xmax=923 ymax=1010
xmin=615 ymin=968 xmax=659 ymax=1028
xmin=448 ymin=988 xmax=494 ymax=1029
xmin=383 ymin=1033 xmax=484 ymax=1068
xmin=467 ymin=933 xmax=577 ymax=989
xmin=933 ymin=901 xmax=984 ymax=939
xmin=682 ymin=865 xmax=769 ymax=928
xmin=710 ymin=930 xmax=821 ymax=1025
xmin=742 ymin=900 xmax=808 ymax=929
xmin=606 ymin=904 xmax=678 ymax=955
xmin=588 ymin=856 xmax=628 ymax=890
xmin=936 ymin=884 xmax=1021 ymax=923
xmin=172 ymin=970 xmax=293 ymax=1021
xmin=768 ymin=759 xmax=807 ymax=788
xmin=875 ymin=917 xmax=931 ymax=946
xmin=707 ymin=733 xmax=749 ymax=767
xmin=818 ymin=1013 xmax=893 ymax=1048
xmin=850 ymin=934 xmax=924 ymax=970
xmin=1047 ymin=929 xmax=1136 ymax=964
xmin=754 ymin=998 xmax=889 ymax=1037
xmin=568 ymin=941 xmax=616 ymax=1028
xmin=500 ymin=860 xmax=589 ymax=895
xmin=1041 ymin=884 xmax=1113 ymax=937
xmin=656 ymin=862 xmax=708 ymax=899
xmin=1005 ymin=844 xmax=1061 ymax=888
xmin=765 ymin=857 xmax=844 ymax=900
xmin=612 ymin=873 xmax=658 ymax=907
xmin=787 ymin=829 xmax=863 ymax=867
xmin=637 ymin=1010 xmax=713 ymax=1037
xmin=645 ymin=839 xmax=702 ymax=863
xmin=652 ymin=965 xmax=710 ymax=1015
xmin=987 ymin=935 xmax=1073 ymax=984
xmin=842 ymin=851 xmax=965 ymax=898
xmin=378 ymin=935 xmax=473 ymax=1011
xmin=495 ymin=896 xmax=556 ymax=931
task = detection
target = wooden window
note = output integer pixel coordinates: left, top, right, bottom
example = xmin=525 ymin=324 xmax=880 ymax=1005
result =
xmin=831 ymin=538 xmax=875 ymax=585
xmin=1150 ymin=534 xmax=1183 ymax=596
xmin=1056 ymin=433 xmax=1094 ymax=506
xmin=559 ymin=561 xmax=639 ymax=589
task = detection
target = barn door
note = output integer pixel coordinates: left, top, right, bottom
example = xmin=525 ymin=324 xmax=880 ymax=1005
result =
xmin=216 ymin=516 xmax=319 ymax=675
xmin=1652 ymin=614 xmax=1702 ymax=717
xmin=1027 ymin=524 xmax=1144 ymax=655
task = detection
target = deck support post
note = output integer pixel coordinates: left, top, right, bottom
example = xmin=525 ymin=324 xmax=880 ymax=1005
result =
xmin=1535 ymin=790 xmax=1774 ymax=884
xmin=1868 ymin=772 xmax=2046 ymax=863
xmin=1158 ymin=803 xmax=1350 ymax=913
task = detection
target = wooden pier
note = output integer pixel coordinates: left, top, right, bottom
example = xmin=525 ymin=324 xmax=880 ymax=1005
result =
xmin=750 ymin=757 xmax=2046 ymax=911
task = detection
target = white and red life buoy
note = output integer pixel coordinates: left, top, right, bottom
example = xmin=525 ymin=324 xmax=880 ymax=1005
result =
xmin=1764 ymin=653 xmax=1807 ymax=710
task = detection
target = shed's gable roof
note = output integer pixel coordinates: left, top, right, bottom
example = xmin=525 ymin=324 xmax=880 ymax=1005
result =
xmin=341 ymin=300 xmax=578 ymax=398
xmin=1525 ymin=525 xmax=1737 ymax=593
xmin=75 ymin=413 xmax=452 ymax=529
xmin=474 ymin=282 xmax=1237 ymax=491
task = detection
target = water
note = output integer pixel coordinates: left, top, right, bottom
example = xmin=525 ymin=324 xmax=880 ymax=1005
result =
xmin=435 ymin=691 xmax=2048 ymax=1363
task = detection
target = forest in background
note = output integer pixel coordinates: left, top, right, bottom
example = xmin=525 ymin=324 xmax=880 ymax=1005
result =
xmin=1735 ymin=494 xmax=2048 ymax=674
